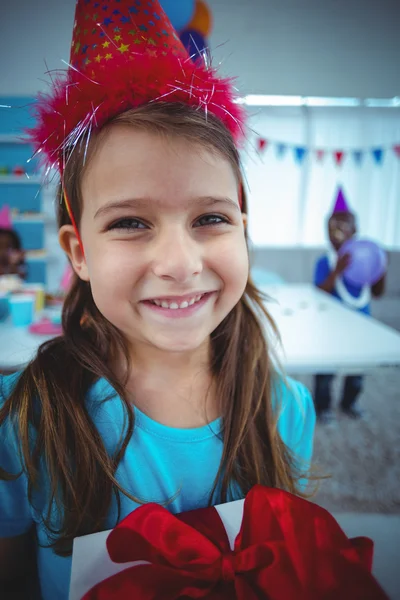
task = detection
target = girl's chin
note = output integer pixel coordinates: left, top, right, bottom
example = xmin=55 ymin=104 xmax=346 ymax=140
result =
xmin=148 ymin=337 xmax=210 ymax=354
xmin=124 ymin=330 xmax=212 ymax=356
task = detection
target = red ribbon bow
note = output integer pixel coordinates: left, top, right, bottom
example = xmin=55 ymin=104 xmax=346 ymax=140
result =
xmin=83 ymin=485 xmax=388 ymax=599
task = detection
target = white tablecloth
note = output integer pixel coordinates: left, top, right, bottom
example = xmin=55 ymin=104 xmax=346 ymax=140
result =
xmin=261 ymin=284 xmax=400 ymax=373
xmin=0 ymin=320 xmax=54 ymax=371
xmin=1 ymin=284 xmax=400 ymax=373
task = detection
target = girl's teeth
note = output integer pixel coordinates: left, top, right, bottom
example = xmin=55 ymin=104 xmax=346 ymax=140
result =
xmin=151 ymin=294 xmax=205 ymax=309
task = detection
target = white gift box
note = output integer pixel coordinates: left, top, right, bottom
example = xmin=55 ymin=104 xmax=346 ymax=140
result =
xmin=69 ymin=499 xmax=244 ymax=600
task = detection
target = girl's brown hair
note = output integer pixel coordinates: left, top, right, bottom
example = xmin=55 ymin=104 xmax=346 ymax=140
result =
xmin=0 ymin=102 xmax=310 ymax=556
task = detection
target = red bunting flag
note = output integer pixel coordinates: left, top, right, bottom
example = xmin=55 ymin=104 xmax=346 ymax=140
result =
xmin=257 ymin=137 xmax=268 ymax=153
xmin=394 ymin=145 xmax=400 ymax=159
xmin=334 ymin=151 xmax=345 ymax=166
xmin=315 ymin=149 xmax=325 ymax=162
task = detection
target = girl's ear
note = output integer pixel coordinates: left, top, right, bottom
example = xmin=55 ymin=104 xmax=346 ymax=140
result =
xmin=242 ymin=213 xmax=248 ymax=229
xmin=59 ymin=225 xmax=89 ymax=282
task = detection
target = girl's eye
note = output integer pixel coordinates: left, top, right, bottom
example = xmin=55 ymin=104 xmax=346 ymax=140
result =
xmin=109 ymin=218 xmax=148 ymax=231
xmin=194 ymin=214 xmax=228 ymax=227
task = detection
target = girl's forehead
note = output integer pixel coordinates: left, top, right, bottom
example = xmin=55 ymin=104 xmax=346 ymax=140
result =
xmin=83 ymin=128 xmax=238 ymax=209
xmin=90 ymin=125 xmax=233 ymax=175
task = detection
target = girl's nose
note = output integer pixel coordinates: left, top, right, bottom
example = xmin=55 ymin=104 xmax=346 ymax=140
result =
xmin=151 ymin=228 xmax=203 ymax=283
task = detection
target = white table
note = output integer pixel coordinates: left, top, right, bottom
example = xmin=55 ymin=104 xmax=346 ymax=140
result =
xmin=1 ymin=284 xmax=400 ymax=373
xmin=0 ymin=320 xmax=54 ymax=372
xmin=261 ymin=283 xmax=400 ymax=373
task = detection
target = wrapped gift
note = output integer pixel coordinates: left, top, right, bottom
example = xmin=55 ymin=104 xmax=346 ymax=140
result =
xmin=70 ymin=485 xmax=388 ymax=599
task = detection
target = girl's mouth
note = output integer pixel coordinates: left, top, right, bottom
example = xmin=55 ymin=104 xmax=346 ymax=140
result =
xmin=141 ymin=292 xmax=214 ymax=317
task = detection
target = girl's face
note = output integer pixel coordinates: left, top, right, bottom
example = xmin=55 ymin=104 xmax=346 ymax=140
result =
xmin=61 ymin=125 xmax=248 ymax=355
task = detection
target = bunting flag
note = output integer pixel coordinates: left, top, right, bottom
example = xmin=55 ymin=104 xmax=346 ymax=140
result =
xmin=257 ymin=137 xmax=268 ymax=153
xmin=276 ymin=142 xmax=288 ymax=159
xmin=334 ymin=151 xmax=345 ymax=167
xmin=372 ymin=149 xmax=384 ymax=165
xmin=352 ymin=150 xmax=364 ymax=166
xmin=294 ymin=147 xmax=308 ymax=164
xmin=253 ymin=137 xmax=400 ymax=166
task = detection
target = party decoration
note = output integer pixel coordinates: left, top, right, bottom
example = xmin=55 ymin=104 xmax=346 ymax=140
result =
xmin=0 ymin=205 xmax=12 ymax=230
xmin=275 ymin=142 xmax=287 ymax=158
xmin=72 ymin=485 xmax=387 ymax=600
xmin=28 ymin=0 xmax=245 ymax=177
xmin=187 ymin=0 xmax=213 ymax=37
xmin=334 ymin=151 xmax=345 ymax=167
xmin=159 ymin=0 xmax=195 ymax=32
xmin=372 ymin=148 xmax=384 ymax=165
xmin=331 ymin=186 xmax=351 ymax=214
xmin=339 ymin=238 xmax=387 ymax=286
xmin=294 ymin=146 xmax=307 ymax=164
xmin=257 ymin=137 xmax=267 ymax=153
xmin=179 ymin=28 xmax=208 ymax=63
xmin=352 ymin=150 xmax=364 ymax=166
xmin=253 ymin=137 xmax=400 ymax=166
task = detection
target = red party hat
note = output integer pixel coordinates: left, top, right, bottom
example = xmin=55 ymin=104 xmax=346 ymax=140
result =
xmin=28 ymin=0 xmax=245 ymax=173
xmin=331 ymin=186 xmax=351 ymax=215
xmin=0 ymin=205 xmax=12 ymax=230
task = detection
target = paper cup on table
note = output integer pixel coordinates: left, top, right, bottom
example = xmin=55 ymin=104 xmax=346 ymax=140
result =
xmin=22 ymin=284 xmax=45 ymax=312
xmin=0 ymin=292 xmax=9 ymax=321
xmin=9 ymin=294 xmax=35 ymax=327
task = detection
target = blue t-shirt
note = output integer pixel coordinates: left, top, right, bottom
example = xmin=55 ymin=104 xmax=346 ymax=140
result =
xmin=314 ymin=255 xmax=370 ymax=315
xmin=0 ymin=373 xmax=315 ymax=600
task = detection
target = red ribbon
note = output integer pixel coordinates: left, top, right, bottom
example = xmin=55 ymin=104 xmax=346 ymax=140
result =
xmin=83 ymin=485 xmax=388 ymax=599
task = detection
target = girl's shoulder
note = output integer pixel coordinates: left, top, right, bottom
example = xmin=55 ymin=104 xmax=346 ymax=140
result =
xmin=272 ymin=373 xmax=316 ymax=455
xmin=272 ymin=373 xmax=315 ymax=429
xmin=272 ymin=373 xmax=313 ymax=411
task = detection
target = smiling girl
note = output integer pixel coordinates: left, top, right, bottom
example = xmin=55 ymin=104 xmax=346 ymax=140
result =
xmin=0 ymin=2 xmax=315 ymax=598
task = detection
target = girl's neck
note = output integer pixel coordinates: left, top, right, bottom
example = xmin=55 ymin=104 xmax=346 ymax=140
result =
xmin=116 ymin=342 xmax=219 ymax=428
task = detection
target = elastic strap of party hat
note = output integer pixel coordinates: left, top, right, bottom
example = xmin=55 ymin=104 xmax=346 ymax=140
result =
xmin=61 ymin=174 xmax=85 ymax=258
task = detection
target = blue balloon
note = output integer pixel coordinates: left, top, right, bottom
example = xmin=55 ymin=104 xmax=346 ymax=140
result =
xmin=159 ymin=0 xmax=195 ymax=32
xmin=179 ymin=28 xmax=208 ymax=62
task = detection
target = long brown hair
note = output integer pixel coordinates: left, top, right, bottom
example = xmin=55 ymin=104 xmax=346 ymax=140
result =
xmin=0 ymin=103 xmax=309 ymax=556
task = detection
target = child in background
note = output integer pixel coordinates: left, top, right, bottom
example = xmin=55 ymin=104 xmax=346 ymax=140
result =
xmin=0 ymin=205 xmax=26 ymax=279
xmin=0 ymin=2 xmax=315 ymax=598
xmin=314 ymin=187 xmax=385 ymax=423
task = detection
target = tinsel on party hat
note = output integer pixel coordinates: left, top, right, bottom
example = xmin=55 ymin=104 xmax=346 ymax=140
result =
xmin=331 ymin=186 xmax=352 ymax=215
xmin=28 ymin=0 xmax=245 ymax=174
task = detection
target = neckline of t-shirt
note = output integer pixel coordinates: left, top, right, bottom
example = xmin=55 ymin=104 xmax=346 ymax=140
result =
xmin=93 ymin=377 xmax=223 ymax=442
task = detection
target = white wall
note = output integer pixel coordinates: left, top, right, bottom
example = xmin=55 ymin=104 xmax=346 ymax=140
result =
xmin=1 ymin=0 xmax=399 ymax=98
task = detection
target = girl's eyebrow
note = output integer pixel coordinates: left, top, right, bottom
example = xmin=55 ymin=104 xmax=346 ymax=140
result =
xmin=94 ymin=196 xmax=240 ymax=219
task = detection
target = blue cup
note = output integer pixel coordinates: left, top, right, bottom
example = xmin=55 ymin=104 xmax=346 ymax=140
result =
xmin=9 ymin=294 xmax=35 ymax=327
xmin=0 ymin=293 xmax=9 ymax=321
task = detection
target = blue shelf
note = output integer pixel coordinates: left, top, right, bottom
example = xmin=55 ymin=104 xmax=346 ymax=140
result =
xmin=26 ymin=257 xmax=47 ymax=285
xmin=0 ymin=97 xmax=36 ymax=135
xmin=0 ymin=183 xmax=41 ymax=213
xmin=13 ymin=220 xmax=44 ymax=251
xmin=0 ymin=97 xmax=46 ymax=285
